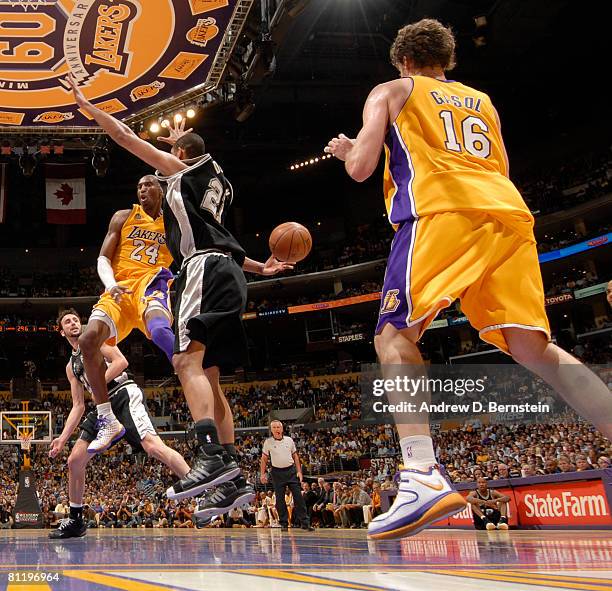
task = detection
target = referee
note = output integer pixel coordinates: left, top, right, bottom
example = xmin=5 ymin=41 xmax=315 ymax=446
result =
xmin=260 ymin=420 xmax=313 ymax=531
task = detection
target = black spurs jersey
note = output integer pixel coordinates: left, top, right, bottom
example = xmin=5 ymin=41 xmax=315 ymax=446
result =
xmin=70 ymin=348 xmax=130 ymax=396
xmin=157 ymin=155 xmax=246 ymax=268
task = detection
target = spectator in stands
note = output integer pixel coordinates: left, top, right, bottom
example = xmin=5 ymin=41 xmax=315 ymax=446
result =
xmin=575 ymin=454 xmax=595 ymax=471
xmin=521 ymin=464 xmax=536 ymax=477
xmin=174 ymin=502 xmax=194 ymax=528
xmin=363 ymin=482 xmax=382 ymax=525
xmin=302 ymin=481 xmax=318 ymax=523
xmin=226 ymin=506 xmax=250 ymax=528
xmin=558 ymin=455 xmax=576 ymax=473
xmin=155 ymin=505 xmax=169 ymax=529
xmin=597 ymin=456 xmax=610 ymax=469
xmin=343 ymin=483 xmax=372 ymax=529
xmin=543 ymin=458 xmax=561 ymax=474
xmin=312 ymin=481 xmax=333 ymax=527
xmin=117 ymin=503 xmax=133 ymax=528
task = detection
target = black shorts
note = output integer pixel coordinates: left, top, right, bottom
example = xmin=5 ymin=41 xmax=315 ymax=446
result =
xmin=473 ymin=508 xmax=501 ymax=529
xmin=173 ymin=252 xmax=248 ymax=371
xmin=79 ymin=382 xmax=156 ymax=452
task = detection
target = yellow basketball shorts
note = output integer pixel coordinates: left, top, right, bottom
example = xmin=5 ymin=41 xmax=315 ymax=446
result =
xmin=376 ymin=212 xmax=550 ymax=353
xmin=91 ymin=267 xmax=173 ymax=345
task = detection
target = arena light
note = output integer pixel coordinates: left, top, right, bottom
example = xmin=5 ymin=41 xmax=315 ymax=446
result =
xmin=186 ymin=108 xmax=196 ymax=118
xmin=150 ymin=122 xmax=161 ymax=134
xmin=174 ymin=113 xmax=183 ymax=123
xmin=161 ymin=119 xmax=170 ymax=128
xmin=289 ymin=153 xmax=331 ymax=171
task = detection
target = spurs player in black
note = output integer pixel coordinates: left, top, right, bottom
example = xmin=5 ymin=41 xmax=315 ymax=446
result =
xmin=49 ymin=309 xmax=190 ymax=539
xmin=69 ymin=77 xmax=291 ymax=516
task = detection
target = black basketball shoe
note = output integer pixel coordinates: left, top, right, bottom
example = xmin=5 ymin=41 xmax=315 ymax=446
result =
xmin=166 ymin=449 xmax=240 ymax=500
xmin=194 ymin=475 xmax=256 ymax=519
xmin=49 ymin=518 xmax=87 ymax=539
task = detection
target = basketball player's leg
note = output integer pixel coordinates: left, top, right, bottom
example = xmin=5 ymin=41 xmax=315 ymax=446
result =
xmin=193 ymin=366 xmax=256 ymax=519
xmin=463 ymin=228 xmax=611 ymax=437
xmin=168 ymin=343 xmax=240 ymax=499
xmin=49 ymin=439 xmax=91 ymax=539
xmin=172 ymin=341 xmax=216 ymax=422
xmin=78 ymin=318 xmax=111 ymax=405
xmin=368 ymin=321 xmax=466 ymax=540
xmin=78 ymin=317 xmax=126 ymax=454
xmin=140 ymin=433 xmax=189 ymax=477
xmin=144 ymin=307 xmax=175 ymax=363
xmin=502 ymin=327 xmax=612 ymax=438
xmin=139 ymin=267 xmax=175 ymax=362
xmin=67 ymin=439 xmax=92 ymax=504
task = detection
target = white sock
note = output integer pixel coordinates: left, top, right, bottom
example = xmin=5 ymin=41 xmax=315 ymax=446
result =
xmin=70 ymin=502 xmax=83 ymax=509
xmin=400 ymin=436 xmax=436 ymax=471
xmin=96 ymin=402 xmax=116 ymax=420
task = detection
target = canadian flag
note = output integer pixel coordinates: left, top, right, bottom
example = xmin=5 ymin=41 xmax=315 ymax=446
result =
xmin=46 ymin=163 xmax=86 ymax=224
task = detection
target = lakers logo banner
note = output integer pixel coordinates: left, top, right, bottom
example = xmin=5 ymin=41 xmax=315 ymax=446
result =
xmin=0 ymin=0 xmax=237 ymax=128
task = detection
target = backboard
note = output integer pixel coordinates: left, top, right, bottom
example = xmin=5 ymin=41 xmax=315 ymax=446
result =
xmin=0 ymin=411 xmax=52 ymax=444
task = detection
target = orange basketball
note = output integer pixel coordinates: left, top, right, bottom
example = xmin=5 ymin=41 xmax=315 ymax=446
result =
xmin=269 ymin=222 xmax=312 ymax=262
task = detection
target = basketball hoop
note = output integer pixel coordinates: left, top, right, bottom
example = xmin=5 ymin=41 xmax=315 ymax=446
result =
xmin=19 ymin=432 xmax=33 ymax=452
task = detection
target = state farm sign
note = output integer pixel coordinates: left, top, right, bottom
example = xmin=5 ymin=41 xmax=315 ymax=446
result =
xmin=516 ymin=480 xmax=611 ymax=526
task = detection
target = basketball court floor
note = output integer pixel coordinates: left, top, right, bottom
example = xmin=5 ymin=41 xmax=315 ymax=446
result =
xmin=0 ymin=529 xmax=610 ymax=590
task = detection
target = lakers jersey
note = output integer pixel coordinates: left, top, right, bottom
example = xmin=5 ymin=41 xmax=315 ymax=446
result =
xmin=111 ymin=204 xmax=173 ymax=281
xmin=383 ymin=76 xmax=534 ymax=239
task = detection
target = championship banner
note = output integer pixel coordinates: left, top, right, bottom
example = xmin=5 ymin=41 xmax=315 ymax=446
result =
xmin=0 ymin=162 xmax=6 ymax=222
xmin=0 ymin=0 xmax=239 ymax=128
xmin=46 ymin=163 xmax=86 ymax=224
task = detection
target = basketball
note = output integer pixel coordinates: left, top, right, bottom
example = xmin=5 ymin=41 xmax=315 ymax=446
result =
xmin=269 ymin=222 xmax=312 ymax=262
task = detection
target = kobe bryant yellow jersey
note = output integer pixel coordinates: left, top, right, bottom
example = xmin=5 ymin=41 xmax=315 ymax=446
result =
xmin=112 ymin=204 xmax=173 ymax=281
xmin=383 ymin=75 xmax=534 ymax=240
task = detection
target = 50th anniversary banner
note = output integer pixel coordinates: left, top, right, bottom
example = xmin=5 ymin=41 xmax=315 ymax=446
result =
xmin=0 ymin=0 xmax=236 ymax=127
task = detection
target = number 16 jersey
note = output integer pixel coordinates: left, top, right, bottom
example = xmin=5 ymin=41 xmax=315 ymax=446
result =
xmin=384 ymin=75 xmax=534 ymax=240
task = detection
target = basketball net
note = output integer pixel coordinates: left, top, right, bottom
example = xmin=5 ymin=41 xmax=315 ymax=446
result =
xmin=19 ymin=432 xmax=33 ymax=452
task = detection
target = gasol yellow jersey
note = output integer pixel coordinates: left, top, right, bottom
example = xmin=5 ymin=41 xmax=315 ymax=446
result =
xmin=111 ymin=204 xmax=173 ymax=281
xmin=383 ymin=75 xmax=534 ymax=240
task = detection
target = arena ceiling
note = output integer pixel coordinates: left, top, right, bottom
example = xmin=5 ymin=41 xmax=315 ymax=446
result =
xmin=0 ymin=0 xmax=608 ymax=248
xmin=0 ymin=0 xmax=252 ymax=134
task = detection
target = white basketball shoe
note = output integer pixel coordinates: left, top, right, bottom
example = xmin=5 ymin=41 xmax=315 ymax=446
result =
xmin=368 ymin=466 xmax=466 ymax=540
xmin=87 ymin=416 xmax=126 ymax=454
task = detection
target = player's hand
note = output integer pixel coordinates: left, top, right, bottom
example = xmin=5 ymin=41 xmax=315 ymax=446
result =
xmin=48 ymin=438 xmax=65 ymax=458
xmin=158 ymin=118 xmax=193 ymax=146
xmin=109 ymin=284 xmax=132 ymax=303
xmin=262 ymin=255 xmax=294 ymax=276
xmin=297 ymin=472 xmax=303 ymax=483
xmin=67 ymin=74 xmax=89 ymax=109
xmin=324 ymin=133 xmax=355 ymax=161
xmin=260 ymin=474 xmax=268 ymax=485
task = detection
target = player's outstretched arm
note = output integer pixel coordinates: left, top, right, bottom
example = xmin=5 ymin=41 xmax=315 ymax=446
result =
xmin=325 ymin=84 xmax=389 ymax=182
xmin=67 ymin=75 xmax=186 ymax=176
xmin=243 ymin=256 xmax=294 ymax=276
xmin=49 ymin=364 xmax=86 ymax=458
xmin=101 ymin=344 xmax=129 ymax=383
xmin=98 ymin=210 xmax=132 ymax=303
